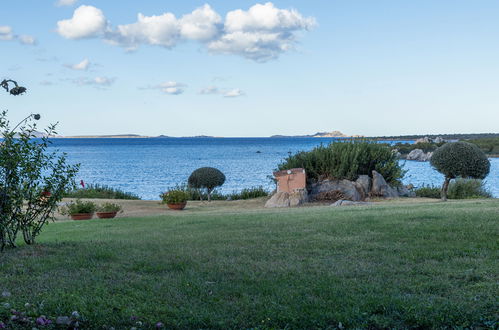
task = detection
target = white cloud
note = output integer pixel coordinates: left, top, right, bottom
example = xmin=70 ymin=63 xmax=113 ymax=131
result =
xmin=140 ymin=81 xmax=186 ymax=95
xmin=18 ymin=35 xmax=37 ymax=45
xmin=65 ymin=58 xmax=90 ymax=70
xmin=223 ymin=88 xmax=244 ymax=98
xmin=57 ymin=5 xmax=107 ymax=39
xmin=0 ymin=26 xmax=37 ymax=45
xmin=199 ymin=86 xmax=244 ymax=98
xmin=72 ymin=76 xmax=115 ymax=87
xmin=112 ymin=13 xmax=179 ymax=49
xmin=179 ymin=4 xmax=221 ymax=41
xmin=55 ymin=0 xmax=78 ymax=7
xmin=57 ymin=3 xmax=314 ymax=62
xmin=0 ymin=26 xmax=14 ymax=40
xmin=208 ymin=2 xmax=315 ymax=62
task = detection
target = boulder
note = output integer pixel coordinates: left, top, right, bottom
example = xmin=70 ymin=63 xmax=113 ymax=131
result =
xmin=309 ymin=179 xmax=364 ymax=202
xmin=415 ymin=136 xmax=431 ymax=144
xmin=331 ymin=200 xmax=372 ymax=207
xmin=265 ymin=189 xmax=308 ymax=208
xmin=355 ymin=175 xmax=371 ymax=198
xmin=371 ymin=171 xmax=399 ymax=198
xmin=397 ymin=185 xmax=416 ymax=197
xmin=407 ymin=149 xmax=433 ymax=161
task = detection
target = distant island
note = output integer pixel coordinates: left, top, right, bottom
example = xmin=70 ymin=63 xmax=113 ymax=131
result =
xmin=270 ymin=131 xmax=364 ymax=138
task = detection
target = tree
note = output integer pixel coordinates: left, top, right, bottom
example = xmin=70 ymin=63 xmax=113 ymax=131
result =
xmin=0 ymin=80 xmax=79 ymax=250
xmin=430 ymin=142 xmax=490 ymax=201
xmin=188 ymin=167 xmax=226 ymax=202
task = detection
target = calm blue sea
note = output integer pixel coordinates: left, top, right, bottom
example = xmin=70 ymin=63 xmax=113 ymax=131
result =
xmin=48 ymin=138 xmax=499 ymax=200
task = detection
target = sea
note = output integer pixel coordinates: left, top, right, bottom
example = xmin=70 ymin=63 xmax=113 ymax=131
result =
xmin=48 ymin=138 xmax=499 ymax=200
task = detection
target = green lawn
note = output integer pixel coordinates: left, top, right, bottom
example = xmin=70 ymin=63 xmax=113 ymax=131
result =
xmin=1 ymin=200 xmax=498 ymax=329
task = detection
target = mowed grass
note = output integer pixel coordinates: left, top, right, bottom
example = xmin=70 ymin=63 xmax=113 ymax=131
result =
xmin=1 ymin=200 xmax=498 ymax=329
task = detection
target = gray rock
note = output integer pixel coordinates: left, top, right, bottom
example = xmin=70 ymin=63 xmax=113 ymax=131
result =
xmin=434 ymin=136 xmax=445 ymax=143
xmin=264 ymin=189 xmax=308 ymax=208
xmin=407 ymin=149 xmax=433 ymax=161
xmin=371 ymin=170 xmax=399 ymax=198
xmin=331 ymin=200 xmax=372 ymax=207
xmin=309 ymin=179 xmax=363 ymax=201
xmin=355 ymin=175 xmax=371 ymax=198
xmin=397 ymin=185 xmax=416 ymax=197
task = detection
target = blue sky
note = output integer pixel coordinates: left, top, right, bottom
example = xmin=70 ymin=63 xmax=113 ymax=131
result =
xmin=1 ymin=1 xmax=498 ymax=137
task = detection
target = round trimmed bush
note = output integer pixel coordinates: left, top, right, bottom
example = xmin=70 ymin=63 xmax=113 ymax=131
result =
xmin=188 ymin=167 xmax=226 ymax=201
xmin=430 ymin=142 xmax=490 ymax=200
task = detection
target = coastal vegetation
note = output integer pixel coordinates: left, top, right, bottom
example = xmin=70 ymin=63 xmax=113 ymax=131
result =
xmin=0 ymin=200 xmax=497 ymax=328
xmin=165 ymin=184 xmax=269 ymax=201
xmin=466 ymin=137 xmax=499 ymax=156
xmin=430 ymin=142 xmax=490 ymax=200
xmin=414 ymin=179 xmax=492 ymax=199
xmin=188 ymin=167 xmax=226 ymax=201
xmin=64 ymin=184 xmax=140 ymax=200
xmin=278 ymin=140 xmax=404 ymax=185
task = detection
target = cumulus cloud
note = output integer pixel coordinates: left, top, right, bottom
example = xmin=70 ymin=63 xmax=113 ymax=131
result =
xmin=199 ymin=86 xmax=244 ymax=97
xmin=207 ymin=2 xmax=315 ymax=61
xmin=56 ymin=3 xmax=314 ymax=62
xmin=0 ymin=25 xmax=37 ymax=45
xmin=65 ymin=58 xmax=90 ymax=70
xmin=140 ymin=81 xmax=186 ymax=95
xmin=55 ymin=0 xmax=78 ymax=7
xmin=57 ymin=5 xmax=107 ymax=39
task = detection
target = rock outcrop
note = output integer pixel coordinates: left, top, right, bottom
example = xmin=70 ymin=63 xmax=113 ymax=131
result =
xmin=371 ymin=170 xmax=399 ymax=198
xmin=309 ymin=179 xmax=364 ymax=202
xmin=265 ymin=189 xmax=308 ymax=208
xmin=406 ymin=149 xmax=433 ymax=161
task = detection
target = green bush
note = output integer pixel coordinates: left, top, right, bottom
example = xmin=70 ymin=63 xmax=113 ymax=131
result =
xmin=278 ymin=140 xmax=405 ymax=185
xmin=228 ymin=186 xmax=269 ymax=200
xmin=188 ymin=167 xmax=226 ymax=201
xmin=430 ymin=142 xmax=490 ymax=200
xmin=414 ymin=185 xmax=441 ymax=198
xmin=64 ymin=184 xmax=140 ymax=200
xmin=447 ymin=179 xmax=492 ymax=199
xmin=60 ymin=200 xmax=97 ymax=215
xmin=467 ymin=137 xmax=499 ymax=155
xmin=160 ymin=190 xmax=189 ymax=204
xmin=97 ymin=202 xmax=123 ymax=213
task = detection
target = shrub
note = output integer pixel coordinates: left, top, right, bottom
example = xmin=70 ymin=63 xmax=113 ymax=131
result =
xmin=60 ymin=200 xmax=97 ymax=216
xmin=227 ymin=186 xmax=269 ymax=200
xmin=0 ymin=91 xmax=79 ymax=250
xmin=414 ymin=185 xmax=441 ymax=198
xmin=64 ymin=184 xmax=140 ymax=200
xmin=188 ymin=167 xmax=226 ymax=201
xmin=160 ymin=190 xmax=189 ymax=204
xmin=447 ymin=179 xmax=492 ymax=199
xmin=97 ymin=202 xmax=123 ymax=213
xmin=278 ymin=140 xmax=405 ymax=185
xmin=430 ymin=142 xmax=490 ymax=200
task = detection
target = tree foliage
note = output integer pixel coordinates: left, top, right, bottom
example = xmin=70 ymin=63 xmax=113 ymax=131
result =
xmin=430 ymin=142 xmax=490 ymax=201
xmin=188 ymin=167 xmax=226 ymax=201
xmin=278 ymin=140 xmax=405 ymax=185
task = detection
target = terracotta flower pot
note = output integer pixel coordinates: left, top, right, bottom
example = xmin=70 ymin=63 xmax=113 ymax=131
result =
xmin=96 ymin=211 xmax=118 ymax=219
xmin=167 ymin=202 xmax=187 ymax=210
xmin=70 ymin=213 xmax=94 ymax=220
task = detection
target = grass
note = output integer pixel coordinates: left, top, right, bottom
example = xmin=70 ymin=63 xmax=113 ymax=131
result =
xmin=1 ymin=199 xmax=498 ymax=328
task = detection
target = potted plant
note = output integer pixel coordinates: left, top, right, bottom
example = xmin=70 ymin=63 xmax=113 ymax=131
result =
xmin=160 ymin=190 xmax=189 ymax=210
xmin=96 ymin=202 xmax=123 ymax=219
xmin=60 ymin=200 xmax=96 ymax=220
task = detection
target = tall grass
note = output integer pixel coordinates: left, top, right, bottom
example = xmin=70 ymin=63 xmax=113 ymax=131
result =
xmin=165 ymin=184 xmax=269 ymax=201
xmin=64 ymin=184 xmax=141 ymax=200
xmin=414 ymin=179 xmax=492 ymax=199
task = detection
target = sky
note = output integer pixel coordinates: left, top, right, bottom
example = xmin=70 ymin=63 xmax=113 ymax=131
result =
xmin=1 ymin=0 xmax=499 ymax=137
